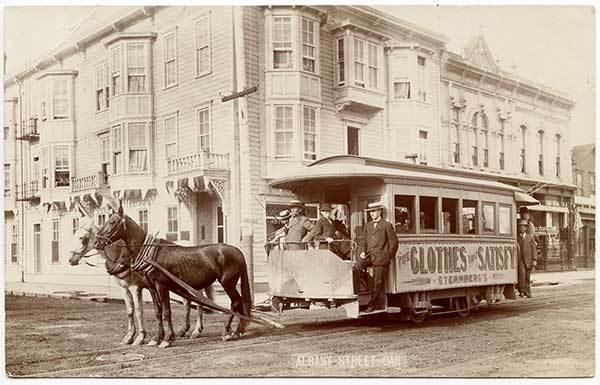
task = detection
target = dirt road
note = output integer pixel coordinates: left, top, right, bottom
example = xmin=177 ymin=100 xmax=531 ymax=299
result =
xmin=5 ymin=279 xmax=594 ymax=377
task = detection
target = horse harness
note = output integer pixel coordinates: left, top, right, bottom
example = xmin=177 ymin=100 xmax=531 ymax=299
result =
xmin=131 ymin=233 xmax=161 ymax=275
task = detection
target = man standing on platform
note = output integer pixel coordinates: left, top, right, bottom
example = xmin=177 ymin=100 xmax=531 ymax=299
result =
xmin=517 ymin=219 xmax=538 ymax=298
xmin=355 ymin=202 xmax=398 ymax=313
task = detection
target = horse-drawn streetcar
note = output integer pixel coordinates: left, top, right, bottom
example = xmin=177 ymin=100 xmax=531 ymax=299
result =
xmin=267 ymin=155 xmax=520 ymax=322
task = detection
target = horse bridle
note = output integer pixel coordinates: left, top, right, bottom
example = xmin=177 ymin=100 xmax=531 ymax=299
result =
xmin=96 ymin=214 xmax=127 ymax=248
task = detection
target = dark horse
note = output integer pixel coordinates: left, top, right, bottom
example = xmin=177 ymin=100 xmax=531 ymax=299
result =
xmin=94 ymin=204 xmax=253 ymax=345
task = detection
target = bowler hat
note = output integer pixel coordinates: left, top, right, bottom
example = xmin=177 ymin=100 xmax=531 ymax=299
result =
xmin=278 ymin=209 xmax=291 ymax=221
xmin=320 ymin=203 xmax=333 ymax=211
xmin=289 ymin=200 xmax=304 ymax=208
xmin=519 ymin=206 xmax=529 ymax=213
xmin=366 ymin=201 xmax=384 ymax=212
xmin=517 ymin=219 xmax=528 ymax=226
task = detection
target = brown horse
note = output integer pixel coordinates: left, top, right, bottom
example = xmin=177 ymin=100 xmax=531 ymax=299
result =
xmin=67 ymin=221 xmax=213 ymax=346
xmin=94 ymin=204 xmax=252 ymax=346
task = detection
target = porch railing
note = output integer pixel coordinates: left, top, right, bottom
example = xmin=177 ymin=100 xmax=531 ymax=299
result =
xmin=167 ymin=152 xmax=229 ymax=175
xmin=71 ymin=172 xmax=108 ymax=192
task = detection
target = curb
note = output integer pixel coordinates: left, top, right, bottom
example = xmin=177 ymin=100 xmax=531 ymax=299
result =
xmin=6 ymin=290 xmax=123 ymax=304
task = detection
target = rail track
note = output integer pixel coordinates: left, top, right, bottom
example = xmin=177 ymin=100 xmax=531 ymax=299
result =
xmin=7 ymin=287 xmax=594 ymax=377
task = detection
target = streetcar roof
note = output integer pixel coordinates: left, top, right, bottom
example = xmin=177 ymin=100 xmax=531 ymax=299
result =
xmin=269 ymin=155 xmax=523 ymax=193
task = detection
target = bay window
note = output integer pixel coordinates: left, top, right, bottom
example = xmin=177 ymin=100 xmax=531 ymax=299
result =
xmin=418 ymin=130 xmax=428 ymax=165
xmin=128 ymin=123 xmax=148 ymax=172
xmin=303 ymin=106 xmax=317 ymax=161
xmin=127 ymin=43 xmax=146 ymax=92
xmin=368 ymin=43 xmax=378 ymax=89
xmin=394 ymin=81 xmax=410 ymax=99
xmin=274 ymin=105 xmax=293 ymax=158
xmin=196 ymin=17 xmax=211 ymax=76
xmin=273 ymin=16 xmax=292 ymax=69
xmin=416 ymin=56 xmax=427 ymax=102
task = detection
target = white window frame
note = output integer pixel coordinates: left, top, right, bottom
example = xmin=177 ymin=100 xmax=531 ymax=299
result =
xmin=54 ymin=145 xmax=70 ymax=187
xmin=393 ymin=80 xmax=411 ymax=99
xmin=139 ymin=209 xmax=149 ymax=233
xmin=416 ymin=55 xmax=427 ymax=102
xmin=95 ymin=63 xmax=109 ymax=111
xmin=52 ymin=77 xmax=69 ymax=119
xmin=111 ymin=46 xmax=122 ymax=96
xmin=197 ymin=105 xmax=211 ymax=152
xmin=336 ymin=37 xmax=345 ymax=86
xmin=4 ymin=163 xmax=11 ymax=197
xmin=301 ymin=17 xmax=316 ymax=73
xmin=418 ymin=130 xmax=429 ymax=165
xmin=164 ymin=30 xmax=178 ymax=88
xmin=273 ymin=105 xmax=295 ymax=159
xmin=353 ymin=37 xmax=365 ymax=88
xmin=272 ymin=15 xmax=293 ymax=70
xmin=126 ymin=42 xmax=147 ymax=93
xmin=195 ymin=15 xmax=212 ymax=77
xmin=112 ymin=124 xmax=123 ymax=175
xmin=164 ymin=113 xmax=178 ymax=159
xmin=367 ymin=42 xmax=379 ymax=89
xmin=302 ymin=105 xmax=318 ymax=161
xmin=128 ymin=122 xmax=149 ymax=173
xmin=167 ymin=206 xmax=178 ymax=234
xmin=51 ymin=219 xmax=60 ymax=264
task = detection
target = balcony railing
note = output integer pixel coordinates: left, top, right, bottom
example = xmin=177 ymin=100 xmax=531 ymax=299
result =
xmin=71 ymin=172 xmax=109 ymax=193
xmin=16 ymin=181 xmax=40 ymax=202
xmin=167 ymin=152 xmax=229 ymax=175
xmin=16 ymin=119 xmax=40 ymax=142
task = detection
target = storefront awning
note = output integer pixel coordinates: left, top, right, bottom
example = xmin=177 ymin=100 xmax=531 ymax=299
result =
xmin=527 ymin=205 xmax=569 ymax=214
xmin=578 ymin=207 xmax=596 ymax=216
xmin=514 ymin=191 xmax=540 ymax=206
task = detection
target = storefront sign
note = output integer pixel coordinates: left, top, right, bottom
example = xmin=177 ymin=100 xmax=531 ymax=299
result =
xmin=394 ymin=241 xmax=518 ymax=291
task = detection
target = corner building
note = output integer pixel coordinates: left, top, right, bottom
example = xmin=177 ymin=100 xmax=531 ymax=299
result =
xmin=3 ymin=6 xmax=575 ymax=296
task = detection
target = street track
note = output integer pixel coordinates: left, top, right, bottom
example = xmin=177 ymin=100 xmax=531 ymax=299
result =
xmin=9 ymin=287 xmax=594 ymax=377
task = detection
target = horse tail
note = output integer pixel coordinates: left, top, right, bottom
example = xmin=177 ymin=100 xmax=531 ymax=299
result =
xmin=236 ymin=247 xmax=253 ymax=318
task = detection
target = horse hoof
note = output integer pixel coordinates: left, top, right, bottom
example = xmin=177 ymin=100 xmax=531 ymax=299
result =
xmin=176 ymin=329 xmax=187 ymax=338
xmin=120 ymin=335 xmax=134 ymax=345
xmin=132 ymin=335 xmax=145 ymax=346
xmin=147 ymin=340 xmax=159 ymax=346
xmin=190 ymin=330 xmax=202 ymax=339
xmin=221 ymin=334 xmax=232 ymax=342
xmin=158 ymin=341 xmax=171 ymax=348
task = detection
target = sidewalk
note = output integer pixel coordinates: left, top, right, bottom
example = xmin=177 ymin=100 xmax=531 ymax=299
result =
xmin=5 ymin=269 xmax=594 ymax=305
xmin=4 ymin=280 xmax=269 ymax=307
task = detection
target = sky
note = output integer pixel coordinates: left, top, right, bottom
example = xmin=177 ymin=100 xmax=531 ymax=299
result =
xmin=2 ymin=4 xmax=596 ymax=146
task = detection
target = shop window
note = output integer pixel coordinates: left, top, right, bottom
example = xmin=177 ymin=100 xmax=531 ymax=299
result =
xmin=499 ymin=205 xmax=512 ymax=235
xmin=394 ymin=195 xmax=415 ymax=234
xmin=462 ymin=199 xmax=478 ymax=234
xmin=482 ymin=203 xmax=496 ymax=233
xmin=441 ymin=198 xmax=458 ymax=234
xmin=419 ymin=196 xmax=437 ymax=232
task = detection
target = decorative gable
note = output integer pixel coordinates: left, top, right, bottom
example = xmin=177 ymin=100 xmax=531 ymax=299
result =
xmin=463 ymin=35 xmax=498 ymax=73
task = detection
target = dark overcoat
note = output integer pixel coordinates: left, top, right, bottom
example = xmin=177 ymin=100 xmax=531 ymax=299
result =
xmin=358 ymin=220 xmax=399 ymax=266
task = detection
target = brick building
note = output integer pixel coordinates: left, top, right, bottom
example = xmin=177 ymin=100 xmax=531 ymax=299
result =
xmin=3 ymin=5 xmax=576 ymax=295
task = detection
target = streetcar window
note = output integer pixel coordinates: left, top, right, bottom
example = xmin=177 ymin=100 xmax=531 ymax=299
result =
xmin=394 ymin=195 xmax=415 ymax=234
xmin=462 ymin=200 xmax=478 ymax=234
xmin=482 ymin=203 xmax=495 ymax=233
xmin=499 ymin=205 xmax=512 ymax=235
xmin=419 ymin=196 xmax=437 ymax=232
xmin=441 ymin=198 xmax=458 ymax=234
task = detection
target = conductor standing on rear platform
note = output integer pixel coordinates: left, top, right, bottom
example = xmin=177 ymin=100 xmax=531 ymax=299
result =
xmin=355 ymin=202 xmax=399 ymax=313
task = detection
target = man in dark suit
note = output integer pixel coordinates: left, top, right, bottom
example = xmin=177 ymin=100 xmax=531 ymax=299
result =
xmin=286 ymin=200 xmax=313 ymax=250
xmin=517 ymin=219 xmax=537 ymax=298
xmin=355 ymin=202 xmax=399 ymax=312
xmin=303 ymin=203 xmax=335 ymax=248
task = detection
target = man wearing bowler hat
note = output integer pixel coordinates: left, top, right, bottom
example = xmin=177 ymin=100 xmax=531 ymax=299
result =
xmin=269 ymin=209 xmax=292 ymax=248
xmin=303 ymin=203 xmax=336 ymax=249
xmin=355 ymin=201 xmax=398 ymax=312
xmin=519 ymin=206 xmax=537 ymax=238
xmin=286 ymin=200 xmax=313 ymax=250
xmin=517 ymin=218 xmax=537 ymax=297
